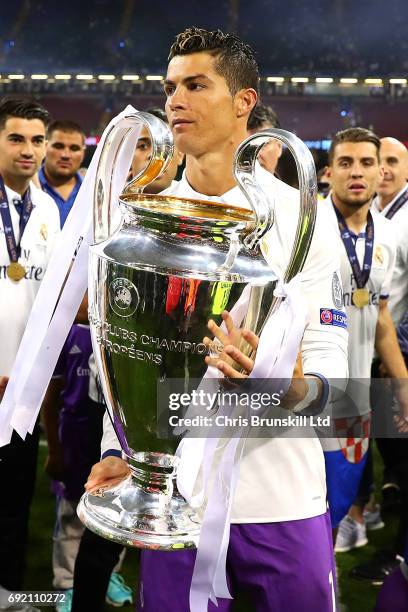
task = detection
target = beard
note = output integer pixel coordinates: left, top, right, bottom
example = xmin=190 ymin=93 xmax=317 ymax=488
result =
xmin=336 ymin=190 xmax=374 ymax=208
xmin=46 ymin=165 xmax=77 ymax=182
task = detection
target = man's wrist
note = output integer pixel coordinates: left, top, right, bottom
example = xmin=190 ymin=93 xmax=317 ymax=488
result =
xmin=292 ymin=373 xmax=328 ymax=416
xmin=101 ymin=449 xmax=123 ymax=460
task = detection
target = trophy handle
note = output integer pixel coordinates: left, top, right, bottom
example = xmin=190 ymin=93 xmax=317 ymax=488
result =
xmin=233 ymin=128 xmax=317 ymax=282
xmin=94 ymin=111 xmax=173 ymax=244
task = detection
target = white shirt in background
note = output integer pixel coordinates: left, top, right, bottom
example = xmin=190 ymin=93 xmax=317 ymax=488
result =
xmin=0 ymin=182 xmax=60 ymax=375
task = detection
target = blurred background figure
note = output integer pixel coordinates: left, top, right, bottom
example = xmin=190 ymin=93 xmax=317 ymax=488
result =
xmin=39 ymin=120 xmax=86 ymax=227
xmin=0 ymin=98 xmax=60 ymax=609
xmin=351 ymin=137 xmax=408 ymax=585
xmin=247 ymin=103 xmax=282 ymax=176
xmin=41 ymin=325 xmax=133 ymax=612
xmin=317 ymin=165 xmax=331 ymax=199
xmin=129 ymin=108 xmax=184 ymax=191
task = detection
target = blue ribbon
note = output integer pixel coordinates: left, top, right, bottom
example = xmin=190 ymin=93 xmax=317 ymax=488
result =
xmin=0 ymin=175 xmax=34 ymax=262
xmin=385 ymin=187 xmax=408 ymax=220
xmin=333 ymin=203 xmax=374 ymax=289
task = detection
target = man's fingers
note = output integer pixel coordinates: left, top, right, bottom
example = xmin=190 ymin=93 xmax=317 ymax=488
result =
xmin=216 ymin=360 xmax=247 ymax=379
xmin=222 ymin=310 xmax=235 ymax=335
xmin=224 ymin=345 xmax=254 ymax=374
xmin=85 ymin=458 xmax=130 ymax=491
xmin=207 ymin=319 xmax=228 ymax=345
xmin=393 ymin=414 xmax=408 ymax=433
xmin=241 ymin=330 xmax=259 ymax=351
xmin=203 ymin=336 xmax=223 ymax=357
xmin=204 ymin=355 xmax=221 ymax=369
xmin=85 ymin=475 xmax=130 ymax=493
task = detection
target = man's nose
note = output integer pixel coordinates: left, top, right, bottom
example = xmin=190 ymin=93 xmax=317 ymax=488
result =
xmin=21 ymin=141 xmax=34 ymax=157
xmin=350 ymin=163 xmax=363 ymax=177
xmin=167 ymin=87 xmax=188 ymax=111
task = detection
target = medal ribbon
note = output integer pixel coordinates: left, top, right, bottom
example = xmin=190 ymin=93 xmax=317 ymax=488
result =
xmin=0 ymin=175 xmax=33 ymax=263
xmin=333 ymin=203 xmax=374 ymax=289
xmin=384 ymin=187 xmax=408 ymax=220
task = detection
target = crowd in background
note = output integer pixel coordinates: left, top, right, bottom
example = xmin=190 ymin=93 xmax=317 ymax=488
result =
xmin=2 ymin=0 xmax=408 ymax=75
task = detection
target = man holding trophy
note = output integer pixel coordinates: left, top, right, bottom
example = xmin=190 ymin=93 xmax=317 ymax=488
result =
xmin=83 ymin=28 xmax=348 ymax=611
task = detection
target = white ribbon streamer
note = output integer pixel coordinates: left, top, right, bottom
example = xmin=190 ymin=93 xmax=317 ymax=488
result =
xmin=176 ymin=275 xmax=308 ymax=612
xmin=0 ymin=106 xmax=141 ymax=446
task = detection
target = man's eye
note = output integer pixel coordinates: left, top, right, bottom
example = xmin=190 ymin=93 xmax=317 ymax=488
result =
xmin=189 ymin=82 xmax=204 ymax=90
xmin=33 ymin=138 xmax=44 ymax=145
xmin=164 ymin=86 xmax=175 ymax=96
xmin=52 ymin=143 xmax=64 ymax=149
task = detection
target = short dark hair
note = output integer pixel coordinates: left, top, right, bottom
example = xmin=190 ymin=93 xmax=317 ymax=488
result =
xmin=247 ymin=103 xmax=280 ymax=131
xmin=47 ymin=119 xmax=85 ymax=141
xmin=0 ymin=97 xmax=50 ymax=131
xmin=145 ymin=107 xmax=168 ymax=124
xmin=328 ymin=127 xmax=380 ymax=164
xmin=168 ymin=27 xmax=260 ymax=96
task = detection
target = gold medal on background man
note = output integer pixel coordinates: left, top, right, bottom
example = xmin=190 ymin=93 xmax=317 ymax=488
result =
xmin=352 ymin=287 xmax=370 ymax=308
xmin=7 ymin=261 xmax=26 ymax=282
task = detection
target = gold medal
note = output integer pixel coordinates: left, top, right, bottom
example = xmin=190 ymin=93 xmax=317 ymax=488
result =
xmin=7 ymin=261 xmax=26 ymax=282
xmin=352 ymin=288 xmax=370 ymax=308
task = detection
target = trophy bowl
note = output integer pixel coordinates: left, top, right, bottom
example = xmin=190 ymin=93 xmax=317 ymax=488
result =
xmin=77 ymin=111 xmax=316 ymax=550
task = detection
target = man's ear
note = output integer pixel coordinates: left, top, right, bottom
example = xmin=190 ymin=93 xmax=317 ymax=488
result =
xmin=235 ymin=88 xmax=257 ymax=119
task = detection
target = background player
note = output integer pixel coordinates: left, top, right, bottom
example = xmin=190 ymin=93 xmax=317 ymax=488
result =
xmin=39 ymin=120 xmax=85 ymax=227
xmin=0 ymin=97 xmax=60 ymax=596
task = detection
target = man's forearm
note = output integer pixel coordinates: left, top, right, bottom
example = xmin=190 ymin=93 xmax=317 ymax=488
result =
xmin=75 ymin=292 xmax=89 ymax=324
xmin=101 ymin=410 xmax=122 ymax=458
xmin=376 ymin=307 xmax=408 ymax=378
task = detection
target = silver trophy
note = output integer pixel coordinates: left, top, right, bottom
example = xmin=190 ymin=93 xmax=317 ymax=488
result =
xmin=77 ymin=111 xmax=317 ymax=550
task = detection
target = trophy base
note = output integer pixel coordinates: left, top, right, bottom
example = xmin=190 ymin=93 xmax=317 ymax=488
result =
xmin=77 ymin=453 xmax=201 ymax=551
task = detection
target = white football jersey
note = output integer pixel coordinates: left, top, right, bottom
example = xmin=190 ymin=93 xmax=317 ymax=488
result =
xmin=372 ymin=186 xmax=408 ymax=326
xmin=322 ymin=197 xmax=395 ymax=420
xmin=0 ymin=182 xmax=60 ymax=375
xmin=102 ymin=167 xmax=348 ymax=523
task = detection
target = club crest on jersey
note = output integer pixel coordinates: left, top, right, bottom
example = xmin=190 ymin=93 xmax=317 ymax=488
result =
xmin=109 ymin=277 xmax=140 ymax=318
xmin=331 ymin=271 xmax=343 ymax=308
xmin=374 ymin=245 xmax=384 ymax=266
xmin=320 ymin=308 xmax=347 ymax=329
xmin=40 ymin=224 xmax=48 ymax=241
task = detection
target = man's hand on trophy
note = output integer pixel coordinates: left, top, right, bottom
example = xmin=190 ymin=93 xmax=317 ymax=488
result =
xmin=85 ymin=457 xmax=131 ymax=493
xmin=203 ymin=310 xmax=258 ymax=378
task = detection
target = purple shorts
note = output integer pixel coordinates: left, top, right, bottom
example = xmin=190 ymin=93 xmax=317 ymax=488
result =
xmin=375 ymin=566 xmax=408 ymax=612
xmin=136 ymin=511 xmax=336 ymax=611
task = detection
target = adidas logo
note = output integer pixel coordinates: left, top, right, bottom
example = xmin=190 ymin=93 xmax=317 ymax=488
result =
xmin=69 ymin=344 xmax=82 ymax=355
